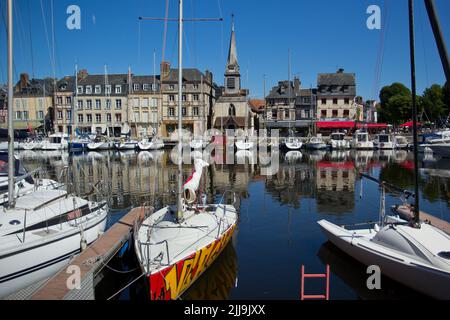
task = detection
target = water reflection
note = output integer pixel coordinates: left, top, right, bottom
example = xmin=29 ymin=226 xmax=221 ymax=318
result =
xmin=16 ymin=149 xmax=450 ymax=300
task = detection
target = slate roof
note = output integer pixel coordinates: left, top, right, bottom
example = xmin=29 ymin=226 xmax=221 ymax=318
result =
xmin=266 ymin=80 xmax=299 ymax=100
xmin=163 ymin=68 xmax=212 ymax=85
xmin=14 ymin=78 xmax=55 ymax=97
xmin=317 ymin=71 xmax=356 ymax=86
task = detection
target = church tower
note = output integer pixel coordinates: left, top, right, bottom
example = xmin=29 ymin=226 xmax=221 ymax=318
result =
xmin=224 ymin=15 xmax=241 ymax=95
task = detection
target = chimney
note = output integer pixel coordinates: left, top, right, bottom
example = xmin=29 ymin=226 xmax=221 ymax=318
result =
xmin=20 ymin=73 xmax=29 ymax=90
xmin=294 ymin=77 xmax=300 ymax=93
xmin=160 ymin=61 xmax=171 ymax=80
xmin=205 ymin=70 xmax=213 ymax=84
xmin=77 ymin=69 xmax=88 ymax=81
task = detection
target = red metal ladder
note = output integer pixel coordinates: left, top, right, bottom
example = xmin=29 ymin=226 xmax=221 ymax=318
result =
xmin=300 ymin=265 xmax=330 ymax=300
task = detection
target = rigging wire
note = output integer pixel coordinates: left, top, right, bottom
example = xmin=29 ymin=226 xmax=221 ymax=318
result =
xmin=39 ymin=0 xmax=56 ymax=80
xmin=27 ymin=0 xmax=35 ymax=78
xmin=161 ymin=0 xmax=170 ymax=63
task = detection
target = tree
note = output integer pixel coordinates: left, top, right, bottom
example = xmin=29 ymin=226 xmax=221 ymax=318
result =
xmin=379 ymin=83 xmax=412 ymax=124
xmin=421 ymin=84 xmax=446 ymax=124
xmin=443 ymin=81 xmax=450 ymax=116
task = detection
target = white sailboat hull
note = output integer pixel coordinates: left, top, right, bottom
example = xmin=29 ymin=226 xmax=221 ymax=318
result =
xmin=235 ymin=140 xmax=254 ymax=150
xmin=318 ymin=220 xmax=450 ymax=299
xmin=87 ymin=142 xmax=112 ymax=151
xmin=429 ymin=144 xmax=450 ymax=158
xmin=0 ymin=204 xmax=108 ymax=298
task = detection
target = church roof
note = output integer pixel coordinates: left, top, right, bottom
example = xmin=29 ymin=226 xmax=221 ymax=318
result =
xmin=226 ymin=16 xmax=239 ymax=69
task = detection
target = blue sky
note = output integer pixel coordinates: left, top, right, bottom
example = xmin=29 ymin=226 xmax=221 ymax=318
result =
xmin=1 ymin=0 xmax=449 ymax=100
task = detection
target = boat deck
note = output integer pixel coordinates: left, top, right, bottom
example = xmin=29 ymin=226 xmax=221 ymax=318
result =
xmin=395 ymin=205 xmax=450 ymax=235
xmin=27 ymin=207 xmax=148 ymax=300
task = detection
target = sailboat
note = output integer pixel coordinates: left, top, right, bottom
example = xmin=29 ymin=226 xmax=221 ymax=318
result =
xmin=283 ymin=50 xmax=302 ymax=151
xmin=134 ymin=3 xmax=239 ymax=300
xmin=317 ymin=0 xmax=450 ymax=299
xmin=0 ymin=0 xmax=108 ymax=298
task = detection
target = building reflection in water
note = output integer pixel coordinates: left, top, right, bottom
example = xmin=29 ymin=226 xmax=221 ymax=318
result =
xmin=182 ymin=241 xmax=238 ymax=300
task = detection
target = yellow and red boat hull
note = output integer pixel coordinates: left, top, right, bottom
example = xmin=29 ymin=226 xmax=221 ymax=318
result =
xmin=148 ymin=224 xmax=236 ymax=300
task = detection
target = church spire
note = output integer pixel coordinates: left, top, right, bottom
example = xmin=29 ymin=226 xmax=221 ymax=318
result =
xmin=226 ymin=14 xmax=239 ymax=70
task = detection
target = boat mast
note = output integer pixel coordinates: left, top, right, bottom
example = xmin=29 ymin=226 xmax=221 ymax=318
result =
xmin=7 ymin=0 xmax=14 ymax=208
xmin=408 ymin=0 xmax=420 ymax=226
xmin=74 ymin=64 xmax=78 ymax=137
xmin=177 ymin=0 xmax=184 ymax=221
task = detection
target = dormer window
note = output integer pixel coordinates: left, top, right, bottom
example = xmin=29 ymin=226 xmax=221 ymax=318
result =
xmin=115 ymin=86 xmax=122 ymax=94
xmin=106 ymin=85 xmax=112 ymax=94
xmin=134 ymin=84 xmax=140 ymax=91
xmin=77 ymin=86 xmax=83 ymax=94
xmin=60 ymin=84 xmax=67 ymax=91
xmin=95 ymin=85 xmax=101 ymax=94
xmin=86 ymin=86 xmax=92 ymax=94
xmin=143 ymin=84 xmax=149 ymax=91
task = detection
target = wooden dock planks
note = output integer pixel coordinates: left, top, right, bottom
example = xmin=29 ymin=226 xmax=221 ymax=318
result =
xmin=30 ymin=207 xmax=146 ymax=300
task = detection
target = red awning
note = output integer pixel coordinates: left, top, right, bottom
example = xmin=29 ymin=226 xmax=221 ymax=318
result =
xmin=400 ymin=121 xmax=422 ymax=128
xmin=317 ymin=161 xmax=355 ymax=170
xmin=357 ymin=123 xmax=388 ymax=129
xmin=316 ymin=121 xmax=356 ymax=129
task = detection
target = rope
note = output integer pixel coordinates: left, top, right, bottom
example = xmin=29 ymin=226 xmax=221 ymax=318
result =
xmin=106 ymin=272 xmax=145 ymax=300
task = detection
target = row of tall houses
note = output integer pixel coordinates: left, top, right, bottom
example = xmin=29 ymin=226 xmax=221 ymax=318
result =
xmin=1 ymin=20 xmax=256 ymax=138
xmin=265 ymin=68 xmax=365 ymax=135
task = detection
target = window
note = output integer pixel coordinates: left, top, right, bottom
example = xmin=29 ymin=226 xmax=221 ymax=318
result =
xmin=332 ymin=110 xmax=338 ymax=118
xmin=169 ymin=95 xmax=175 ymax=102
xmin=151 ymin=98 xmax=158 ymax=108
xmin=134 ymin=112 xmax=140 ymax=122
xmin=151 ymin=83 xmax=157 ymax=91
xmin=106 ymin=85 xmax=112 ymax=94
xmin=193 ymin=94 xmax=199 ymax=101
xmin=133 ymin=98 xmax=139 ymax=108
xmin=193 ymin=107 xmax=199 ymax=116
xmin=67 ymin=110 xmax=72 ymax=120
xmin=78 ymin=114 xmax=84 ymax=123
xmin=95 ymin=99 xmax=101 ymax=109
xmin=86 ymin=86 xmax=92 ymax=94
xmin=115 ymin=99 xmax=122 ymax=109
xmin=227 ymin=77 xmax=235 ymax=89
xmin=182 ymin=95 xmax=187 ymax=102
xmin=343 ymin=85 xmax=349 ymax=93
xmin=169 ymin=107 xmax=175 ymax=117
xmin=87 ymin=114 xmax=92 ymax=123
xmin=77 ymin=100 xmax=83 ymax=109
xmin=321 ymin=98 xmax=327 ymax=105
xmin=38 ymin=98 xmax=44 ymax=109
xmin=22 ymin=100 xmax=27 ymax=109
xmin=57 ymin=97 xmax=63 ymax=105
xmin=169 ymin=84 xmax=175 ymax=90
xmin=182 ymin=107 xmax=186 ymax=116
xmin=285 ymin=109 xmax=290 ymax=118
xmin=333 ymin=98 xmax=338 ymax=105
xmin=23 ymin=111 xmax=29 ymax=120
xmin=142 ymin=112 xmax=149 ymax=123
xmin=37 ymin=111 xmax=44 ymax=120
xmin=344 ymin=98 xmax=350 ymax=105
xmin=15 ymin=111 xmax=22 ymax=120
xmin=143 ymin=84 xmax=149 ymax=91
xmin=95 ymin=85 xmax=101 ymax=94
xmin=272 ymin=109 xmax=277 ymax=118
xmin=77 ymin=86 xmax=83 ymax=94
xmin=86 ymin=100 xmax=92 ymax=109
xmin=115 ymin=86 xmax=122 ymax=94
xmin=343 ymin=110 xmax=350 ymax=118
xmin=115 ymin=113 xmax=122 ymax=123
xmin=66 ymin=97 xmax=72 ymax=105
xmin=229 ymin=104 xmax=236 ymax=116
xmin=106 ymin=99 xmax=111 ymax=110
xmin=321 ymin=110 xmax=327 ymax=118
xmin=57 ymin=110 xmax=63 ymax=120
xmin=142 ymin=98 xmax=149 ymax=108
xmin=107 ymin=114 xmax=112 ymax=122
xmin=134 ymin=84 xmax=140 ymax=91
xmin=193 ymin=84 xmax=199 ymax=90
xmin=95 ymin=114 xmax=101 ymax=123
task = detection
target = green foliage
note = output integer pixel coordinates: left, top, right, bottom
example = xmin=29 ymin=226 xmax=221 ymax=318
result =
xmin=379 ymin=83 xmax=412 ymax=124
xmin=421 ymin=84 xmax=446 ymax=123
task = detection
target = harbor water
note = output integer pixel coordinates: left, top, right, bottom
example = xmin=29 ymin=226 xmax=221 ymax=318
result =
xmin=17 ymin=149 xmax=450 ymax=300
